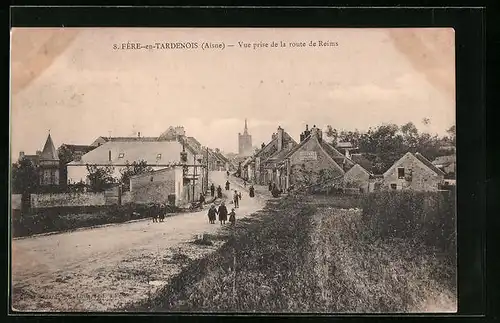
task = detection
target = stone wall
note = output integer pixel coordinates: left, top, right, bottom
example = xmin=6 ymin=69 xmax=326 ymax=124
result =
xmin=383 ymin=154 xmax=444 ymax=191
xmin=288 ymin=138 xmax=344 ymax=186
xmin=30 ymin=192 xmax=106 ymax=208
xmin=130 ymin=168 xmax=176 ymax=204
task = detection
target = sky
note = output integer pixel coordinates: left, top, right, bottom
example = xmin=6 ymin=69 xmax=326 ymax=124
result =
xmin=10 ymin=28 xmax=455 ymax=160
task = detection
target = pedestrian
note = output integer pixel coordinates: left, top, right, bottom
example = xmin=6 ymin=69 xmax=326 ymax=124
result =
xmin=159 ymin=203 xmax=166 ymax=222
xmin=199 ymin=192 xmax=205 ymax=204
xmin=210 ymin=183 xmax=215 ymax=197
xmin=249 ymin=185 xmax=255 ymax=198
xmin=229 ymin=208 xmax=236 ymax=226
xmin=243 ymin=179 xmax=247 ymax=187
xmin=218 ymin=201 xmax=228 ymax=225
xmin=150 ymin=203 xmax=158 ymax=223
xmin=227 ymin=170 xmax=230 ymax=177
xmin=225 ymin=180 xmax=230 ymax=191
xmin=268 ymin=181 xmax=273 ymax=192
xmin=233 ymin=190 xmax=239 ymax=208
xmin=208 ymin=204 xmax=218 ymax=224
xmin=217 ymin=185 xmax=223 ymax=198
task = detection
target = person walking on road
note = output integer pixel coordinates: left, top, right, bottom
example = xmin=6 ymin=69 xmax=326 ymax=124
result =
xmin=233 ymin=190 xmax=240 ymax=208
xmin=210 ymin=183 xmax=215 ymax=197
xmin=199 ymin=193 xmax=205 ymax=204
xmin=229 ymin=208 xmax=236 ymax=226
xmin=249 ymin=185 xmax=255 ymax=198
xmin=227 ymin=170 xmax=230 ymax=177
xmin=217 ymin=185 xmax=223 ymax=199
xmin=208 ymin=204 xmax=218 ymax=224
xmin=243 ymin=179 xmax=247 ymax=187
xmin=218 ymin=201 xmax=228 ymax=225
xmin=268 ymin=181 xmax=273 ymax=192
xmin=225 ymin=180 xmax=230 ymax=191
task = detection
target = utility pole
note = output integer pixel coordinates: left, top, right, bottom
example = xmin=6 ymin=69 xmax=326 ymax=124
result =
xmin=193 ymin=154 xmax=196 ymax=203
xmin=206 ymin=147 xmax=209 ymax=192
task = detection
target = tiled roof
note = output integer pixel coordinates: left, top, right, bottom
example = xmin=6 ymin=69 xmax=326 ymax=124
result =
xmin=40 ymin=134 xmax=59 ymax=160
xmin=432 ymin=155 xmax=456 ymax=166
xmin=103 ymin=137 xmax=159 ymax=142
xmin=68 ymin=141 xmax=188 ymax=166
xmin=59 ymin=144 xmax=95 ymax=153
xmin=414 ymin=153 xmax=446 ymax=176
xmin=350 ymin=153 xmax=374 ymax=172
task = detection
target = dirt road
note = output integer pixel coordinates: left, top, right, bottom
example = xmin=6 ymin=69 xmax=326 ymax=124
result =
xmin=11 ymin=171 xmax=266 ymax=312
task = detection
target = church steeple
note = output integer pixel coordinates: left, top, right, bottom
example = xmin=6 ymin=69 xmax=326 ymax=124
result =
xmin=244 ymin=118 xmax=248 ymax=134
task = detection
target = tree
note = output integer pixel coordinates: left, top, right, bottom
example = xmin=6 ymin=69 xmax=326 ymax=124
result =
xmin=446 ymin=125 xmax=456 ymax=145
xmin=400 ymin=122 xmax=419 ymax=149
xmin=324 ymin=125 xmax=338 ymax=146
xmin=11 ymin=158 xmax=39 ymax=194
xmin=119 ymin=160 xmax=153 ymax=191
xmin=86 ymin=164 xmax=115 ymax=192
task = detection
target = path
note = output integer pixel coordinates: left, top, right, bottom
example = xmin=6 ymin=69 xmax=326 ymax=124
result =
xmin=11 ymin=171 xmax=266 ymax=312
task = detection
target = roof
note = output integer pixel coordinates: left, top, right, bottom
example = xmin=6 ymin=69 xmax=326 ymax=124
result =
xmin=349 ymin=154 xmax=374 ymax=172
xmin=414 ymin=153 xmax=446 ymax=176
xmin=40 ymin=134 xmax=59 ymax=160
xmin=384 ymin=152 xmax=446 ymax=177
xmin=187 ymin=137 xmax=202 ymax=148
xmin=336 ymin=142 xmax=354 ymax=149
xmin=68 ymin=141 xmax=189 ymax=166
xmin=256 ymin=130 xmax=296 ymax=161
xmin=432 ymin=155 xmax=456 ymax=166
xmin=59 ymin=144 xmax=95 ymax=153
xmin=99 ymin=136 xmax=158 ymax=142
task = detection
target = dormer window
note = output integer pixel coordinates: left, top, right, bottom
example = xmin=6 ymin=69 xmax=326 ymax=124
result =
xmin=118 ymin=153 xmax=125 ymax=158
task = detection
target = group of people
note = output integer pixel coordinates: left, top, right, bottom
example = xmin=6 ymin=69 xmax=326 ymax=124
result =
xmin=210 ymin=183 xmax=223 ymax=199
xmin=150 ymin=203 xmax=167 ymax=223
xmin=207 ymin=201 xmax=236 ymax=225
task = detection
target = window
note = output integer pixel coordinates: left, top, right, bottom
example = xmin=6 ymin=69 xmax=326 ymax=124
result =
xmin=397 ymin=167 xmax=405 ymax=179
xmin=391 ymin=184 xmax=397 ymax=190
xmin=118 ymin=153 xmax=125 ymax=158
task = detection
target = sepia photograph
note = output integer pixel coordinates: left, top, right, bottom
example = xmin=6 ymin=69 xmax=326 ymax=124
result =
xmin=10 ymin=27 xmax=457 ymax=313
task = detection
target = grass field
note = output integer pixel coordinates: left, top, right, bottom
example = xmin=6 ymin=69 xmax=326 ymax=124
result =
xmin=129 ymin=193 xmax=456 ymax=313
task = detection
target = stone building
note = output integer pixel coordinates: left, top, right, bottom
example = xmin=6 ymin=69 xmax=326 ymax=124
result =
xmin=129 ymin=167 xmax=187 ymax=206
xmin=38 ymin=133 xmax=60 ymax=186
xmin=245 ymin=126 xmax=297 ymax=185
xmin=238 ymin=119 xmax=253 ymax=157
xmin=383 ymin=152 xmax=445 ymax=191
xmin=279 ymin=126 xmax=354 ymax=190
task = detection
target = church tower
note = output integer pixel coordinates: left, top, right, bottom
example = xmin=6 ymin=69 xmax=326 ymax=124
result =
xmin=238 ymin=119 xmax=253 ymax=156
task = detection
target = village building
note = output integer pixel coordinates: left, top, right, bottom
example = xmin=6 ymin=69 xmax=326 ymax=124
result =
xmin=238 ymin=119 xmax=253 ymax=157
xmin=35 ymin=133 xmax=61 ymax=186
xmin=382 ymin=152 xmax=446 ymax=191
xmin=278 ymin=126 xmax=356 ymax=190
xmin=244 ymin=126 xmax=297 ymax=185
xmin=128 ymin=167 xmax=186 ymax=206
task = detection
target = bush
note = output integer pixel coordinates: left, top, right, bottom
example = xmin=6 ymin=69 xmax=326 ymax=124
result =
xmin=11 ymin=203 xmax=174 ymax=238
xmin=361 ymin=190 xmax=456 ymax=256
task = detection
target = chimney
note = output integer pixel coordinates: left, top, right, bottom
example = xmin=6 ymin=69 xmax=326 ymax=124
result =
xmin=36 ymin=150 xmax=42 ymax=156
xmin=277 ymin=126 xmax=284 ymax=151
xmin=261 ymin=143 xmax=265 ymax=149
xmin=19 ymin=151 xmax=25 ymax=159
xmin=138 ymin=132 xmax=141 ymax=138
xmin=108 ymin=150 xmax=112 ymax=162
xmin=345 ymin=149 xmax=351 ymax=159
